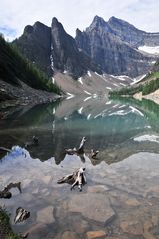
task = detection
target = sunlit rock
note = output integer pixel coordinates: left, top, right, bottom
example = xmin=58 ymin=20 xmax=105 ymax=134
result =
xmin=67 ymin=193 xmax=115 ymax=224
xmin=36 ymin=206 xmax=55 ymax=224
xmin=86 ymin=230 xmax=106 ymax=239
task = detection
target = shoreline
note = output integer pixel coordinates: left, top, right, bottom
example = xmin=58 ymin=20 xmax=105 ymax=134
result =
xmin=134 ymin=89 xmax=159 ymax=105
xmin=0 ymin=79 xmax=63 ymax=118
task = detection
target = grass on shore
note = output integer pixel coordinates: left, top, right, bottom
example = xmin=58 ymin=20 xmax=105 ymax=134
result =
xmin=0 ymin=207 xmax=20 ymax=239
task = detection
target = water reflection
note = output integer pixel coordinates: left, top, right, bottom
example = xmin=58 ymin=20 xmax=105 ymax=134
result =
xmin=1 ymin=97 xmax=159 ymax=238
xmin=1 ymin=145 xmax=159 ymax=239
xmin=0 ymin=97 xmax=159 ymax=164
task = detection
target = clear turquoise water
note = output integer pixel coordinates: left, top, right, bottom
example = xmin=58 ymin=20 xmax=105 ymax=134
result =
xmin=1 ymin=97 xmax=159 ymax=162
xmin=1 ymin=97 xmax=159 ymax=238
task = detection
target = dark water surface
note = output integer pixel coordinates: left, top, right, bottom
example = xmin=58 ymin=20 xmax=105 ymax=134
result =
xmin=1 ymin=97 xmax=159 ymax=238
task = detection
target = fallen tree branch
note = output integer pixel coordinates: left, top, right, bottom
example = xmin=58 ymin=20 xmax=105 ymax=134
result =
xmin=0 ymin=182 xmax=22 ymax=199
xmin=0 ymin=147 xmax=12 ymax=153
xmin=57 ymin=167 xmax=87 ymax=191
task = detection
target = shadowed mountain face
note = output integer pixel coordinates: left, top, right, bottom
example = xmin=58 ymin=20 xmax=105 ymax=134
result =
xmin=13 ymin=21 xmax=52 ymax=76
xmin=51 ymin=18 xmax=101 ymax=79
xmin=13 ymin=16 xmax=159 ymax=79
xmin=13 ymin=18 xmax=101 ymax=79
xmin=75 ymin=16 xmax=159 ymax=77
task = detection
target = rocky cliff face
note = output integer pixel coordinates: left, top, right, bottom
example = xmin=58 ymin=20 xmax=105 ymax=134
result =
xmin=13 ymin=16 xmax=159 ymax=79
xmin=51 ymin=18 xmax=101 ymax=79
xmin=107 ymin=16 xmax=159 ymax=47
xmin=13 ymin=22 xmax=52 ymax=76
xmin=13 ymin=18 xmax=101 ymax=79
xmin=75 ymin=16 xmax=159 ymax=77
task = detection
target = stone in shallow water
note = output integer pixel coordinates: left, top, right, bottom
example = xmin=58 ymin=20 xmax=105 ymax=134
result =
xmin=125 ymin=198 xmax=141 ymax=206
xmin=54 ymin=231 xmax=77 ymax=239
xmin=120 ymin=220 xmax=143 ymax=235
xmin=68 ymin=193 xmax=115 ymax=224
xmin=87 ymin=185 xmax=109 ymax=193
xmin=24 ymin=223 xmax=48 ymax=236
xmin=61 ymin=231 xmax=77 ymax=239
xmin=86 ymin=230 xmax=106 ymax=239
xmin=42 ymin=175 xmax=52 ymax=184
xmin=74 ymin=220 xmax=89 ymax=234
xmin=36 ymin=206 xmax=55 ymax=224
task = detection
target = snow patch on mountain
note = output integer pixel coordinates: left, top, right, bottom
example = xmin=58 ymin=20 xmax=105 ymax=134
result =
xmin=78 ymin=77 xmax=83 ymax=85
xmin=138 ymin=45 xmax=159 ymax=55
xmin=87 ymin=71 xmax=92 ymax=77
xmin=66 ymin=92 xmax=75 ymax=100
xmin=84 ymin=90 xmax=92 ymax=95
xmin=131 ymin=74 xmax=147 ymax=85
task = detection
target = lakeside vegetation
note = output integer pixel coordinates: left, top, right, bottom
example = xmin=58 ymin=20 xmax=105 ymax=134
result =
xmin=110 ymin=77 xmax=159 ymax=97
xmin=109 ymin=61 xmax=159 ymax=97
xmin=0 ymin=207 xmax=20 ymax=239
xmin=0 ymin=34 xmax=60 ymax=95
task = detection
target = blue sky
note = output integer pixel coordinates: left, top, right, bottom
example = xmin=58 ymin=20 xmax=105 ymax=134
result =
xmin=0 ymin=0 xmax=159 ymax=41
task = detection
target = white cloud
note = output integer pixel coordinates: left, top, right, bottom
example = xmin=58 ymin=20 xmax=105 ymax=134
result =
xmin=0 ymin=0 xmax=159 ymax=41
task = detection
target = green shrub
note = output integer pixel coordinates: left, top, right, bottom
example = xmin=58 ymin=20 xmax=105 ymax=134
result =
xmin=142 ymin=78 xmax=159 ymax=95
xmin=0 ymin=35 xmax=60 ymax=94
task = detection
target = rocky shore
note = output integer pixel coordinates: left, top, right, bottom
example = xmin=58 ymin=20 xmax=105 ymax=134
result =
xmin=1 ymin=146 xmax=159 ymax=239
xmin=134 ymin=89 xmax=159 ymax=105
xmin=0 ymin=79 xmax=61 ymax=111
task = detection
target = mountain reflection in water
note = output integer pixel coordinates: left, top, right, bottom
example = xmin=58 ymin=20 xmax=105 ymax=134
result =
xmin=0 ymin=96 xmax=159 ymax=164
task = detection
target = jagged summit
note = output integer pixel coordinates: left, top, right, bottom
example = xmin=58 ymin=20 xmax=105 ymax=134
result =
xmin=87 ymin=15 xmax=111 ymax=32
xmin=51 ymin=17 xmax=64 ymax=30
xmin=92 ymin=15 xmax=106 ymax=25
xmin=24 ymin=25 xmax=33 ymax=34
xmin=76 ymin=15 xmax=159 ymax=77
xmin=108 ymin=16 xmax=134 ymax=26
xmin=13 ymin=15 xmax=159 ymax=80
xmin=52 ymin=17 xmax=59 ymax=24
xmin=51 ymin=18 xmax=101 ymax=78
xmin=23 ymin=21 xmax=49 ymax=35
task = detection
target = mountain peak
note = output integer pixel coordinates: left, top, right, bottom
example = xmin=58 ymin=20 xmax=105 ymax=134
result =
xmin=108 ymin=16 xmax=141 ymax=32
xmin=92 ymin=15 xmax=106 ymax=25
xmin=52 ymin=17 xmax=59 ymax=25
xmin=24 ymin=25 xmax=33 ymax=34
xmin=108 ymin=16 xmax=121 ymax=23
xmin=51 ymin=17 xmax=66 ymax=35
xmin=87 ymin=15 xmax=108 ymax=32
xmin=76 ymin=28 xmax=82 ymax=36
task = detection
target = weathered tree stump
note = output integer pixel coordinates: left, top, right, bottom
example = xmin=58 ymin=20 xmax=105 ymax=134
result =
xmin=57 ymin=167 xmax=87 ymax=191
xmin=14 ymin=207 xmax=30 ymax=224
xmin=0 ymin=182 xmax=22 ymax=199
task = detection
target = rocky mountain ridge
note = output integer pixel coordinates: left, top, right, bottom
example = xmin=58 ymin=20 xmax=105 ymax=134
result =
xmin=13 ymin=16 xmax=159 ymax=80
xmin=76 ymin=16 xmax=159 ymax=77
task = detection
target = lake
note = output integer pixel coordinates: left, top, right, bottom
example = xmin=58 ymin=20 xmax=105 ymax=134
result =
xmin=1 ymin=96 xmax=159 ymax=239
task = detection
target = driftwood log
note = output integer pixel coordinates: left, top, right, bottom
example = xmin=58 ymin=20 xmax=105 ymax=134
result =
xmin=19 ymin=233 xmax=29 ymax=239
xmin=0 ymin=147 xmax=12 ymax=153
xmin=57 ymin=167 xmax=87 ymax=191
xmin=65 ymin=137 xmax=86 ymax=155
xmin=14 ymin=207 xmax=30 ymax=224
xmin=65 ymin=137 xmax=86 ymax=162
xmin=25 ymin=136 xmax=39 ymax=148
xmin=91 ymin=149 xmax=99 ymax=159
xmin=0 ymin=182 xmax=22 ymax=199
xmin=77 ymin=137 xmax=86 ymax=154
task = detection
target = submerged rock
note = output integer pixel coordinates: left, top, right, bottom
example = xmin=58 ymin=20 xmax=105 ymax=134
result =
xmin=86 ymin=230 xmax=106 ymax=239
xmin=36 ymin=206 xmax=55 ymax=224
xmin=87 ymin=185 xmax=109 ymax=193
xmin=67 ymin=193 xmax=115 ymax=224
xmin=61 ymin=231 xmax=77 ymax=239
xmin=120 ymin=220 xmax=143 ymax=235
